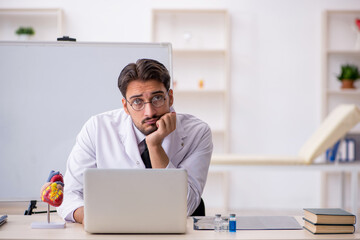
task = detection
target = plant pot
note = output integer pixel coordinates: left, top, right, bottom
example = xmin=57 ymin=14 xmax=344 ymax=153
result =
xmin=341 ymin=79 xmax=356 ymax=89
xmin=17 ymin=34 xmax=31 ymax=41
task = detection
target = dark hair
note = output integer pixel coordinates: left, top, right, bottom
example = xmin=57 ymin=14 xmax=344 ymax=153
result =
xmin=118 ymin=59 xmax=170 ymax=98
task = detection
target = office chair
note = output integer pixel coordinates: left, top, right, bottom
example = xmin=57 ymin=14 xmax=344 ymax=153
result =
xmin=191 ymin=198 xmax=205 ymax=216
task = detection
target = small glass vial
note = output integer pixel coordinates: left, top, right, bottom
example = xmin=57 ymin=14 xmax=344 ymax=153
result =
xmin=229 ymin=213 xmax=236 ymax=232
xmin=214 ymin=214 xmax=222 ymax=232
xmin=221 ymin=217 xmax=229 ymax=232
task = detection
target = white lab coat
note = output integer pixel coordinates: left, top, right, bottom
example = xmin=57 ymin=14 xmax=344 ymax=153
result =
xmin=57 ymin=109 xmax=213 ymax=221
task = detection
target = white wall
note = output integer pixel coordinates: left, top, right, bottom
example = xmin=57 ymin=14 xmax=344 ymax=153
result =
xmin=1 ymin=0 xmax=359 ymax=210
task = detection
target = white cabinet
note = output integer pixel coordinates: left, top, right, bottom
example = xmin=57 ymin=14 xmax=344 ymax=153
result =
xmin=152 ymin=9 xmax=230 ymax=153
xmin=0 ymin=8 xmax=63 ymax=41
xmin=322 ymin=10 xmax=360 ymax=134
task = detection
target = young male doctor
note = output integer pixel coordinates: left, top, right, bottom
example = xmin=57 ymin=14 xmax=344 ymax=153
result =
xmin=57 ymin=59 xmax=213 ymax=224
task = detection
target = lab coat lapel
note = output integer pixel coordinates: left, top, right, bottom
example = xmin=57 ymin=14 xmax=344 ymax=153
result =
xmin=120 ymin=116 xmax=144 ymax=168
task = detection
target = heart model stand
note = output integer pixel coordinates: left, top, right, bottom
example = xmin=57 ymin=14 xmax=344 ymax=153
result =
xmin=31 ymin=171 xmax=66 ymax=229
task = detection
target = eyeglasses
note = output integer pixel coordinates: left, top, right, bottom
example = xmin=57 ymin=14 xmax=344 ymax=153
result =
xmin=126 ymin=93 xmax=168 ymax=111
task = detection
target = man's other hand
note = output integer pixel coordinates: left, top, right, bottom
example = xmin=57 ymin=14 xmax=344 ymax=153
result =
xmin=74 ymin=206 xmax=84 ymax=225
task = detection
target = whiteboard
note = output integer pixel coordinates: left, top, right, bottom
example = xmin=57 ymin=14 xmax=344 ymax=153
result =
xmin=0 ymin=41 xmax=172 ymax=200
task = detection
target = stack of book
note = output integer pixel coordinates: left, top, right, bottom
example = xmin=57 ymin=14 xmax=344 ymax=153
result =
xmin=303 ymin=208 xmax=356 ymax=234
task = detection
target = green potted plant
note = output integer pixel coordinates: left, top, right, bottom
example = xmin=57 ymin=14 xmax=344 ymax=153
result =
xmin=15 ymin=27 xmax=35 ymax=40
xmin=337 ymin=64 xmax=360 ymax=89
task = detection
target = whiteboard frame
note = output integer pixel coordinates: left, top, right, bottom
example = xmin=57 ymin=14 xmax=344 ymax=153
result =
xmin=0 ymin=41 xmax=172 ymax=201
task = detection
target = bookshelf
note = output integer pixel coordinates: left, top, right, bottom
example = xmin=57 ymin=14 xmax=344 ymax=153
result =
xmin=0 ymin=8 xmax=63 ymax=41
xmin=321 ymin=10 xmax=360 ymax=212
xmin=322 ymin=10 xmax=360 ymax=134
xmin=152 ymin=9 xmax=230 ymax=154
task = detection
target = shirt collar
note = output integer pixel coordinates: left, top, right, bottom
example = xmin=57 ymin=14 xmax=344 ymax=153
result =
xmin=132 ymin=123 xmax=146 ymax=145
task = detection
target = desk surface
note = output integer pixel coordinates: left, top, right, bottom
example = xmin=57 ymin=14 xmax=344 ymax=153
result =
xmin=1 ymin=215 xmax=359 ymax=240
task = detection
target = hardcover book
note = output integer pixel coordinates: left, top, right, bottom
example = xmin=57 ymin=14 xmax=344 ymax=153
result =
xmin=303 ymin=219 xmax=355 ymax=234
xmin=303 ymin=208 xmax=356 ymax=225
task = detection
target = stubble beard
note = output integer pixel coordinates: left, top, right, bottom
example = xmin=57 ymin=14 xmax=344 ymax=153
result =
xmin=137 ymin=123 xmax=157 ymax=136
xmin=134 ymin=116 xmax=160 ymax=136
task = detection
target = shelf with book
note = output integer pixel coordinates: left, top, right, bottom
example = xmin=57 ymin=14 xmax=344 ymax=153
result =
xmin=0 ymin=8 xmax=63 ymax=41
xmin=152 ymin=9 xmax=230 ymax=154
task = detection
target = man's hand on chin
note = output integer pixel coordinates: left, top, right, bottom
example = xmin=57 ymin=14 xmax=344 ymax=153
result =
xmin=145 ymin=112 xmax=176 ymax=168
xmin=146 ymin=112 xmax=176 ymax=147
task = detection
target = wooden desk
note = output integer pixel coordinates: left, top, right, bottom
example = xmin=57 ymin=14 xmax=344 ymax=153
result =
xmin=1 ymin=214 xmax=359 ymax=239
xmin=209 ymin=159 xmax=360 ymax=227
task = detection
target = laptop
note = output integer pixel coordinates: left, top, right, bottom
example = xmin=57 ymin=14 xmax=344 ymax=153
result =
xmin=83 ymin=168 xmax=188 ymax=233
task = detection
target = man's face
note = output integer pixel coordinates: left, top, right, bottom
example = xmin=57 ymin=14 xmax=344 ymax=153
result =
xmin=122 ymin=79 xmax=173 ymax=136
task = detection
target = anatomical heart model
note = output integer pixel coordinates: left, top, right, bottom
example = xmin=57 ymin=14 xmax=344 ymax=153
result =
xmin=31 ymin=170 xmax=66 ymax=229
